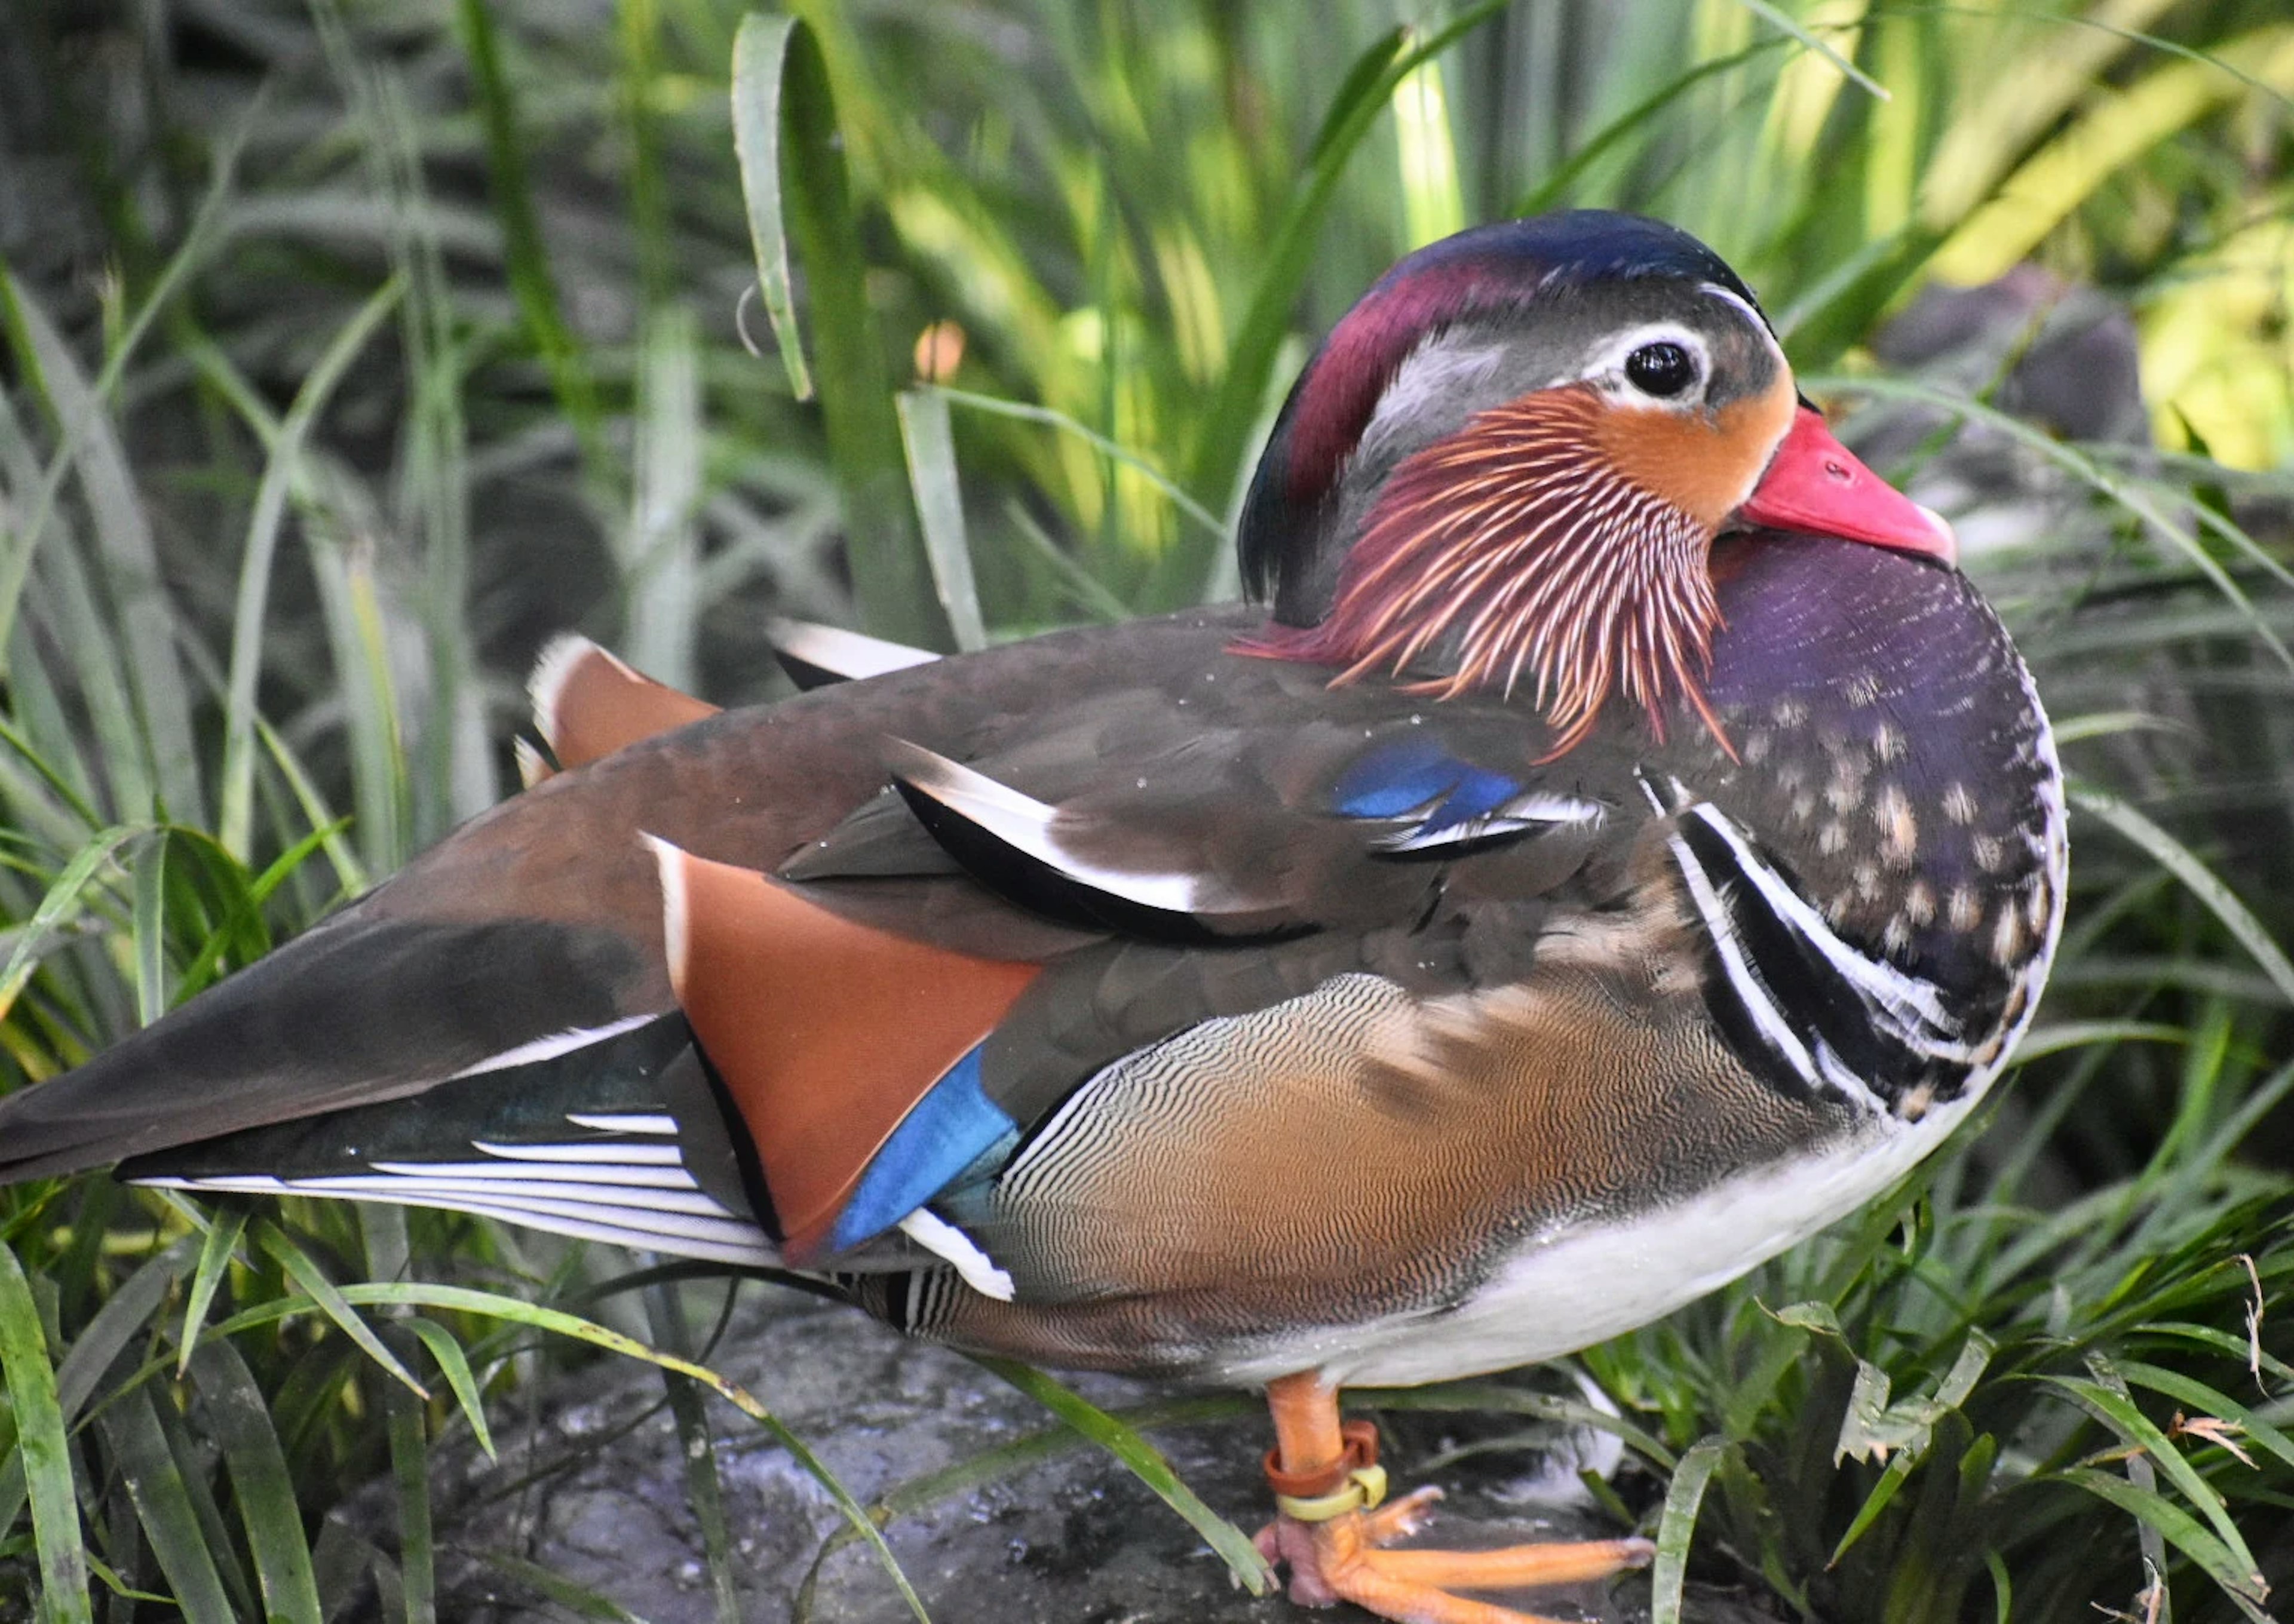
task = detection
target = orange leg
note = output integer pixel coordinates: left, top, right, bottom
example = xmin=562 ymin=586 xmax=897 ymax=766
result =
xmin=1253 ymin=1373 xmax=1652 ymax=1624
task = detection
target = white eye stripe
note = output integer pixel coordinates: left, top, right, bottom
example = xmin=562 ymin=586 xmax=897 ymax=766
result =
xmin=1573 ymin=323 xmax=1712 ymax=404
xmin=1699 ymin=281 xmax=1790 ymax=379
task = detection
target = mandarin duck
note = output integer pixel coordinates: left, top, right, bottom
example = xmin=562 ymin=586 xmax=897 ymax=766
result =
xmin=0 ymin=211 xmax=2065 ymax=1624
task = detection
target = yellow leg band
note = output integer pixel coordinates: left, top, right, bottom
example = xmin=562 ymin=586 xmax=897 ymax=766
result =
xmin=1274 ymin=1463 xmax=1388 ymax=1524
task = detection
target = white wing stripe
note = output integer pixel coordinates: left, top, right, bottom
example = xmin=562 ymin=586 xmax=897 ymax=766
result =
xmin=366 ymin=1159 xmax=697 ymax=1189
xmin=563 ymin=1113 xmax=679 ymax=1135
xmin=449 ymin=1015 xmax=657 ymax=1080
xmin=128 ymin=1180 xmax=777 ymax=1269
xmin=1685 ymin=804 xmax=1975 ymax=1059
xmin=1666 ymin=831 xmax=1821 ymax=1089
xmin=467 ymin=1140 xmax=683 ymax=1165
xmin=277 ymin=1174 xmax=730 ymax=1216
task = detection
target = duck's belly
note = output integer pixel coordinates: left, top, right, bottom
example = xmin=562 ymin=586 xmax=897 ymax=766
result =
xmin=1212 ymin=1100 xmax=1968 ymax=1389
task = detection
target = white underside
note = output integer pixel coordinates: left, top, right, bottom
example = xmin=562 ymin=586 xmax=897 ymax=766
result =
xmin=1215 ymin=1094 xmax=1977 ymax=1388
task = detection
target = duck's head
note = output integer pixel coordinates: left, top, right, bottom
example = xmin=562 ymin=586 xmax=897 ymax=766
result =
xmin=1238 ymin=210 xmax=1952 ymax=757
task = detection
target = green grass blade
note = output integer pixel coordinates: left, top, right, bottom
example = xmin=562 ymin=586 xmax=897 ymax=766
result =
xmin=1727 ymin=0 xmax=1887 ymax=100
xmin=252 ymin=717 xmax=367 ymax=901
xmin=623 ymin=305 xmax=703 ymax=692
xmin=1512 ymin=41 xmax=1784 ymax=217
xmin=0 ymin=824 xmax=145 ymax=1018
xmin=2060 ymin=1466 xmax=2271 ymax=1613
xmin=305 ymin=527 xmax=408 ymax=877
xmin=454 ymin=0 xmax=609 ymax=469
xmin=54 ymin=1237 xmax=193 ymax=1419
xmin=1826 ymin=1451 xmax=1916 ymax=1567
xmin=968 ymin=1354 xmax=1274 ymax=1596
xmin=2008 ymin=1022 xmax=2188 ymax=1063
xmin=729 ymin=13 xmax=812 ymax=401
xmin=897 ymin=389 xmax=986 ymax=652
xmin=1391 ymin=52 xmax=1463 ymax=250
xmin=1176 ymin=1 xmax=1508 ymax=591
xmin=729 ymin=13 xmax=947 ymax=652
xmin=13 ymin=296 xmax=205 ymax=825
xmin=936 ymin=386 xmax=1225 ymax=539
xmin=2070 ymin=784 xmax=2294 ymax=1008
xmin=327 ymin=1279 xmax=928 ymax=1622
xmin=404 ymin=1318 xmax=496 ymax=1459
xmin=386 ymin=1370 xmax=436 ymax=1624
xmin=0 ymin=108 xmax=244 ymax=761
xmin=177 ymin=1202 xmax=249 ymax=1378
xmin=252 ymin=1220 xmax=425 ymax=1397
xmin=2114 ymin=1360 xmax=2294 ymax=1472
xmin=146 ymin=1386 xmax=257 ymax=1617
xmin=2039 ymin=1374 xmax=2263 ymax=1581
xmin=185 ymin=1339 xmax=322 ymax=1624
xmin=640 ymin=1279 xmax=740 ymax=1624
xmin=130 ymin=830 xmax=167 ymax=1025
xmin=0 ymin=1236 xmax=187 ymax=1551
xmin=0 ymin=1242 xmax=90 ymax=1624
xmin=470 ymin=1550 xmax=653 ymax=1623
xmin=96 ymin=1388 xmax=235 ymax=1624
xmin=217 ymin=273 xmax=403 ymax=860
xmin=1651 ymin=1435 xmax=1728 ymax=1624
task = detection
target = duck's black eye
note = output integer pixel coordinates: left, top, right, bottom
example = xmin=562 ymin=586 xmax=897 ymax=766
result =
xmin=1626 ymin=340 xmax=1697 ymax=398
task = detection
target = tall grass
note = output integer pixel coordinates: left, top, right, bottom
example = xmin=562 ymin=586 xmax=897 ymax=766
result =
xmin=0 ymin=1 xmax=2289 ymax=1619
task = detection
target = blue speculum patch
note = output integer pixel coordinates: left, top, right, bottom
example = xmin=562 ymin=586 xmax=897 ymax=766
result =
xmin=829 ymin=1045 xmax=1018 ymax=1254
xmin=1333 ymin=738 xmax=1519 ymax=832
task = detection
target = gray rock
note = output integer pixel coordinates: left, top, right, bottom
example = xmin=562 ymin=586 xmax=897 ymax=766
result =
xmin=341 ymin=1284 xmax=1778 ymax=1623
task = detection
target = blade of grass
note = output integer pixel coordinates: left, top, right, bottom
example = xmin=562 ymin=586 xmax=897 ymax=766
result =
xmin=622 ymin=305 xmax=703 ymax=692
xmin=2060 ymin=1466 xmax=2272 ymax=1614
xmin=252 ymin=1220 xmax=425 ymax=1397
xmin=0 ymin=824 xmax=146 ymax=1020
xmin=217 ymin=273 xmax=403 ymax=860
xmin=1176 ymin=1 xmax=1508 ymax=594
xmin=1727 ymin=0 xmax=1887 ymax=100
xmin=1512 ymin=41 xmax=1785 ymax=216
xmin=184 ymin=1340 xmax=322 ymax=1624
xmin=729 ymin=12 xmax=812 ymax=401
xmin=385 ymin=1366 xmax=436 ymax=1624
xmin=2039 ymin=1373 xmax=2264 ymax=1582
xmin=2070 ymin=784 xmax=2294 ymax=1008
xmin=321 ymin=1279 xmax=928 ymax=1622
xmin=11 ymin=288 xmax=206 ymax=827
xmin=1651 ymin=1435 xmax=1728 ymax=1624
xmin=131 ymin=832 xmax=167 ymax=1025
xmin=729 ymin=13 xmax=949 ymax=652
xmin=1391 ymin=51 xmax=1464 ymax=250
xmin=454 ymin=0 xmax=609 ymax=471
xmin=96 ymin=1388 xmax=235 ymax=1624
xmin=968 ymin=1354 xmax=1274 ymax=1596
xmin=470 ymin=1550 xmax=654 ymax=1623
xmin=0 ymin=103 xmax=247 ymax=687
xmin=0 ymin=1242 xmax=90 ymax=1624
xmin=897 ymin=389 xmax=986 ymax=652
xmin=404 ymin=1318 xmax=496 ymax=1458
xmin=2114 ymin=1361 xmax=2294 ymax=1471
xmin=643 ymin=1281 xmax=740 ymax=1624
xmin=177 ymin=1203 xmax=249 ymax=1378
xmin=936 ymin=386 xmax=1224 ymax=539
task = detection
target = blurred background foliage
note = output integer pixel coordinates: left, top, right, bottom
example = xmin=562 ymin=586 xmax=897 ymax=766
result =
xmin=1 ymin=1 xmax=2293 ymax=1620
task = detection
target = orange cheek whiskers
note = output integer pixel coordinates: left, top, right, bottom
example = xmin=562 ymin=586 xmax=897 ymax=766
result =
xmin=1238 ymin=385 xmax=1736 ymax=760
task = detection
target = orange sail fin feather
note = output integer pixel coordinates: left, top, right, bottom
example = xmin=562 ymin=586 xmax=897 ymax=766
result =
xmin=530 ymin=636 xmax=722 ymax=772
xmin=650 ymin=838 xmax=1040 ymax=1261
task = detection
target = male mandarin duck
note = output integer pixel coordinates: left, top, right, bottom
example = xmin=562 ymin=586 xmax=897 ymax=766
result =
xmin=0 ymin=212 xmax=2065 ymax=1624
